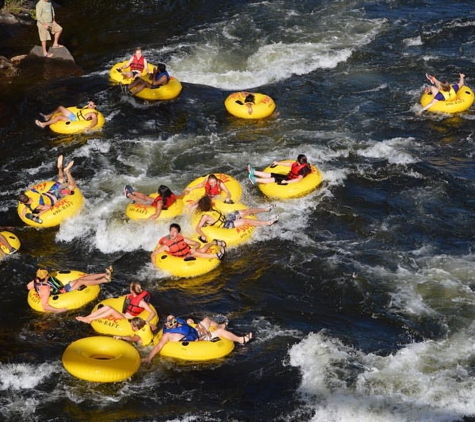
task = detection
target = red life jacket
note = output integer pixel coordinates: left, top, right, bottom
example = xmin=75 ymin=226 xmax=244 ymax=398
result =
xmin=159 ymin=234 xmax=191 ymax=257
xmin=287 ymin=162 xmax=310 ymax=180
xmin=123 ymin=290 xmax=150 ymax=317
xmin=151 ymin=193 xmax=176 ymax=209
xmin=205 ymin=178 xmax=222 ymax=197
xmin=130 ymin=55 xmax=145 ymax=72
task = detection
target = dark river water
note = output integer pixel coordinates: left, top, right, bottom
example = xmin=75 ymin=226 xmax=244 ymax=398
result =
xmin=2 ymin=0 xmax=475 ymax=421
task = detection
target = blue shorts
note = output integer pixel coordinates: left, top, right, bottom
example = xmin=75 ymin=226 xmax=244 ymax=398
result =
xmin=224 ymin=211 xmax=241 ymax=229
xmin=68 ymin=111 xmax=77 ymax=121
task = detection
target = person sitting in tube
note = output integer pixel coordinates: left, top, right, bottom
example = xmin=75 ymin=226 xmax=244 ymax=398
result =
xmin=35 ymin=100 xmax=99 ymax=132
xmin=76 ymin=282 xmax=157 ymax=331
xmin=151 ymin=223 xmax=226 ymax=263
xmin=194 ymin=196 xmax=278 ymax=243
xmin=118 ymin=47 xmax=151 ymax=80
xmin=247 ymin=154 xmax=311 ymax=185
xmin=235 ymin=92 xmax=256 ymax=115
xmin=27 ymin=267 xmax=113 ymax=313
xmin=18 ymin=155 xmax=76 ymax=224
xmin=124 ymin=184 xmax=185 ymax=220
xmin=184 ymin=174 xmax=234 ymax=205
xmin=128 ymin=63 xmax=170 ymax=96
xmin=113 ymin=317 xmax=156 ymax=346
xmin=418 ymin=73 xmax=466 ymax=115
xmin=141 ymin=314 xmax=253 ymax=364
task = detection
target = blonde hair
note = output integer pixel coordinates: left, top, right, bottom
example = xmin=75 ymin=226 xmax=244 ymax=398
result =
xmin=130 ymin=282 xmax=143 ymax=295
xmin=130 ymin=317 xmax=146 ymax=329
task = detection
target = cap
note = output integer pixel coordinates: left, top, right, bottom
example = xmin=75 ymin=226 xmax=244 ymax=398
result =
xmin=36 ymin=269 xmax=49 ymax=279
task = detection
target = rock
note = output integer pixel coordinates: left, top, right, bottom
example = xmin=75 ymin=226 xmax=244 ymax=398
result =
xmin=0 ymin=55 xmax=19 ymax=77
xmin=29 ymin=45 xmax=76 ymax=62
xmin=0 ymin=12 xmax=19 ymax=25
xmin=10 ymin=54 xmax=27 ymax=63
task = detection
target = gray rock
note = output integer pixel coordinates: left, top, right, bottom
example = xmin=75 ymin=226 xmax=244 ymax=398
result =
xmin=0 ymin=12 xmax=19 ymax=25
xmin=29 ymin=45 xmax=76 ymax=62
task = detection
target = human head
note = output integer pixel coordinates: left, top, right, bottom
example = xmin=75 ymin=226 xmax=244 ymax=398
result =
xmin=157 ymin=63 xmax=166 ymax=73
xmin=165 ymin=315 xmax=178 ymax=329
xmin=297 ymin=154 xmax=307 ymax=164
xmin=208 ymin=174 xmax=218 ymax=187
xmin=440 ymin=81 xmax=451 ymax=92
xmin=130 ymin=317 xmax=146 ymax=331
xmin=158 ymin=185 xmax=172 ymax=197
xmin=169 ymin=223 xmax=181 ymax=238
xmin=36 ymin=269 xmax=49 ymax=280
xmin=135 ymin=47 xmax=142 ymax=56
xmin=87 ymin=99 xmax=96 ymax=109
xmin=130 ymin=282 xmax=143 ymax=295
xmin=19 ymin=193 xmax=30 ymax=204
xmin=196 ymin=195 xmax=213 ymax=213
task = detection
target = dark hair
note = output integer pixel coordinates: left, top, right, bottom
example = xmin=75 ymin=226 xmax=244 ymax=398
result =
xmin=157 ymin=63 xmax=166 ymax=73
xmin=169 ymin=223 xmax=181 ymax=233
xmin=158 ymin=185 xmax=173 ymax=206
xmin=18 ymin=193 xmax=29 ymax=204
xmin=440 ymin=81 xmax=451 ymax=92
xmin=196 ymin=196 xmax=213 ymax=213
xmin=208 ymin=174 xmax=218 ymax=182
xmin=297 ymin=154 xmax=307 ymax=164
xmin=130 ymin=282 xmax=143 ymax=295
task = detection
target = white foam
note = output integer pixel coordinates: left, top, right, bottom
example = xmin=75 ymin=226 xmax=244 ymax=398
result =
xmin=357 ymin=137 xmax=419 ymax=165
xmin=289 ymin=329 xmax=475 ymax=422
xmin=0 ymin=362 xmax=57 ymax=390
xmin=403 ymin=36 xmax=423 ymax=47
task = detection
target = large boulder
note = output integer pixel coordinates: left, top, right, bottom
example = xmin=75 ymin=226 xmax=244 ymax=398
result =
xmin=0 ymin=55 xmax=19 ymax=78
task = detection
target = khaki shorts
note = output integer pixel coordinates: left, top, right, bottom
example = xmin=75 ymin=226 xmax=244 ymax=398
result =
xmin=37 ymin=21 xmax=62 ymax=42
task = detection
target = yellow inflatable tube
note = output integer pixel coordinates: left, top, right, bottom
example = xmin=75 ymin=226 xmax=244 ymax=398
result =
xmin=183 ymin=173 xmax=243 ymax=206
xmin=49 ymin=106 xmax=105 ymax=134
xmin=0 ymin=231 xmax=20 ymax=257
xmin=191 ymin=201 xmax=256 ymax=248
xmin=17 ymin=181 xmax=84 ymax=228
xmin=125 ymin=197 xmax=184 ymax=220
xmin=153 ymin=243 xmax=221 ymax=278
xmin=90 ymin=296 xmax=159 ymax=338
xmin=155 ymin=325 xmax=235 ymax=361
xmin=257 ymin=160 xmax=323 ymax=199
xmin=27 ymin=270 xmax=100 ymax=312
xmin=225 ymin=92 xmax=276 ymax=119
xmin=62 ymin=336 xmax=141 ymax=382
xmin=420 ymin=86 xmax=474 ymax=114
xmin=109 ymin=60 xmax=156 ymax=85
xmin=134 ymin=77 xmax=182 ymax=101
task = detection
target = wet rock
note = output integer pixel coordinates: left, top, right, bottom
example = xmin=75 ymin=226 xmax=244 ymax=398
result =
xmin=0 ymin=55 xmax=18 ymax=78
xmin=10 ymin=54 xmax=27 ymax=63
xmin=0 ymin=12 xmax=19 ymax=25
xmin=29 ymin=45 xmax=76 ymax=62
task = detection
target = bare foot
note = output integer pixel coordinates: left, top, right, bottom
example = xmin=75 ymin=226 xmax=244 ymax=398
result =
xmin=40 ymin=112 xmax=49 ymax=121
xmin=52 ymin=44 xmax=64 ymax=48
xmin=35 ymin=120 xmax=45 ymax=129
xmin=44 ymin=52 xmax=53 ymax=58
xmin=75 ymin=316 xmax=91 ymax=323
xmin=64 ymin=160 xmax=74 ymax=172
xmin=57 ymin=155 xmax=63 ymax=169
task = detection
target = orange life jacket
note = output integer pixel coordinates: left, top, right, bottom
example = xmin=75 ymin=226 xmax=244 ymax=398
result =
xmin=123 ymin=290 xmax=150 ymax=317
xmin=205 ymin=178 xmax=222 ymax=197
xmin=288 ymin=162 xmax=310 ymax=180
xmin=151 ymin=193 xmax=176 ymax=209
xmin=130 ymin=54 xmax=145 ymax=72
xmin=160 ymin=234 xmax=191 ymax=257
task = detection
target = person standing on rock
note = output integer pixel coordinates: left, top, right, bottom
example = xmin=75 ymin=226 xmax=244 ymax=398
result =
xmin=36 ymin=0 xmax=63 ymax=58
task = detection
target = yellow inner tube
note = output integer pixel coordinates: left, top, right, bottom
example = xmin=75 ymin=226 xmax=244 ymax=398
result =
xmin=134 ymin=77 xmax=183 ymax=101
xmin=155 ymin=325 xmax=235 ymax=362
xmin=17 ymin=181 xmax=84 ymax=228
xmin=153 ymin=243 xmax=221 ymax=278
xmin=27 ymin=270 xmax=100 ymax=312
xmin=0 ymin=231 xmax=20 ymax=256
xmin=257 ymin=160 xmax=323 ymax=199
xmin=420 ymin=86 xmax=474 ymax=114
xmin=125 ymin=196 xmax=184 ymax=220
xmin=62 ymin=336 xmax=141 ymax=383
xmin=49 ymin=107 xmax=105 ymax=134
xmin=109 ymin=60 xmax=156 ymax=85
xmin=90 ymin=296 xmax=159 ymax=339
xmin=191 ymin=201 xmax=256 ymax=247
xmin=183 ymin=173 xmax=243 ymax=206
xmin=224 ymin=92 xmax=276 ymax=119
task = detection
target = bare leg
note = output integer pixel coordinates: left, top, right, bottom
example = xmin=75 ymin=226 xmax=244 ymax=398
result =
xmin=131 ymin=81 xmax=152 ymax=96
xmin=235 ymin=217 xmax=278 ymax=227
xmin=0 ymin=233 xmax=13 ymax=254
xmin=69 ymin=266 xmax=113 ymax=290
xmin=52 ymin=30 xmax=63 ymax=48
xmin=76 ymin=304 xmax=125 ymax=323
xmin=238 ymin=206 xmax=273 ymax=218
xmin=128 ymin=192 xmax=154 ymax=204
xmin=41 ymin=40 xmax=52 ymax=57
xmin=64 ymin=163 xmax=76 ymax=190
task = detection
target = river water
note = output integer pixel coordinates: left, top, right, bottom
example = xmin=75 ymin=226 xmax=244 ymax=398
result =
xmin=1 ymin=0 xmax=475 ymax=421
